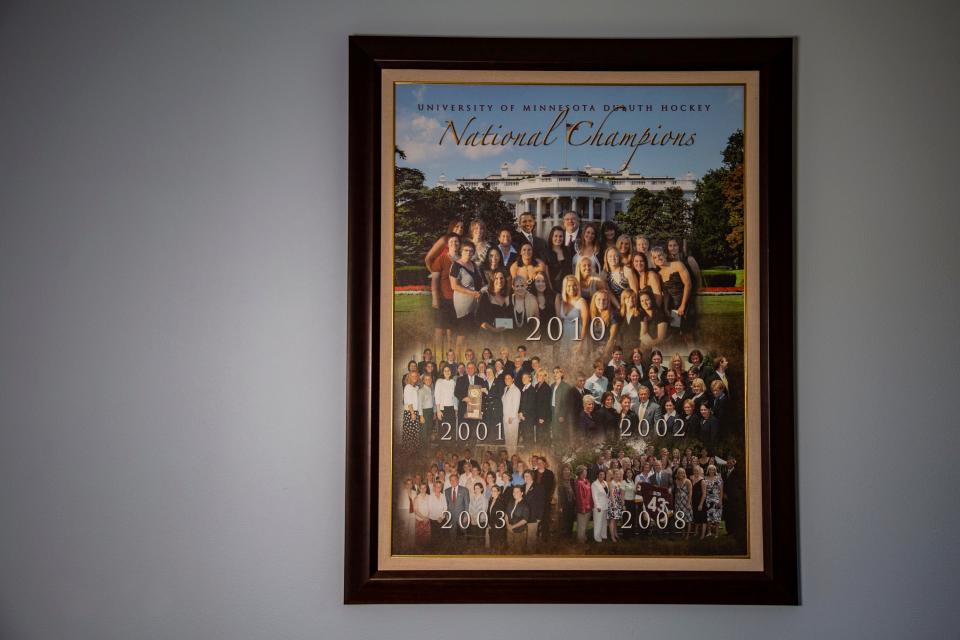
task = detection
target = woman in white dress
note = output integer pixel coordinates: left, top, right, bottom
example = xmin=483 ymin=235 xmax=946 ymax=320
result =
xmin=434 ymin=365 xmax=457 ymax=433
xmin=500 ymin=372 xmax=522 ymax=456
xmin=590 ymin=469 xmax=610 ymax=543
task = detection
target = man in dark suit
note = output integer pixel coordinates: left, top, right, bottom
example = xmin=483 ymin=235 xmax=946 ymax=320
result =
xmin=533 ymin=456 xmax=556 ymax=542
xmin=454 ymin=362 xmax=487 ymax=445
xmin=723 ymin=455 xmax=746 ymax=542
xmin=518 ymin=372 xmax=537 ymax=446
xmin=550 ymin=367 xmax=572 ymax=443
xmin=498 ymin=347 xmax=515 ymax=378
xmin=650 ymin=460 xmax=673 ymax=490
xmin=438 ymin=348 xmax=461 ymax=381
xmin=457 ymin=448 xmax=477 ymax=476
xmin=603 ymin=346 xmax=625 ymax=387
xmin=444 ymin=475 xmax=470 ymax=543
xmin=561 ymin=210 xmax=580 ymax=248
xmin=521 ymin=470 xmax=545 ymax=549
xmin=417 ymin=348 xmax=435 ymax=374
xmin=565 ymin=372 xmax=590 ymax=427
xmin=587 ymin=452 xmax=607 ymax=483
xmin=533 ymin=369 xmax=553 ymax=444
xmin=514 ymin=212 xmax=549 ymax=262
xmin=511 ymin=354 xmax=531 ymax=389
xmin=709 ymin=379 xmax=730 ymax=431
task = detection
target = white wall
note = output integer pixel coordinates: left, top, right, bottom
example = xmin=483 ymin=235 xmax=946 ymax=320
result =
xmin=1 ymin=1 xmax=957 ymax=638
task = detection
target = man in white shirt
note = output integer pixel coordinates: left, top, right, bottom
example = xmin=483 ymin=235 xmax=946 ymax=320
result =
xmin=585 ymin=359 xmax=609 ymax=398
xmin=427 ymin=480 xmax=448 ymax=538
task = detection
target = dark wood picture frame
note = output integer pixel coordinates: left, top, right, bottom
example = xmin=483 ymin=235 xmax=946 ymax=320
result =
xmin=345 ymin=35 xmax=797 ymax=605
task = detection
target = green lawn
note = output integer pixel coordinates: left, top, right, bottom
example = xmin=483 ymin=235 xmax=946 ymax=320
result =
xmin=395 ymin=293 xmax=743 ymax=315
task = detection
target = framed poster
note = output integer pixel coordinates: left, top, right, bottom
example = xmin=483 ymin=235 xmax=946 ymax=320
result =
xmin=346 ymin=36 xmax=796 ymax=604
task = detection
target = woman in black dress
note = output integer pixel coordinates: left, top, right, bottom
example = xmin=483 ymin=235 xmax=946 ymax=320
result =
xmin=596 ymin=391 xmax=619 ymax=442
xmin=638 ymin=290 xmax=669 ymax=347
xmin=690 ymin=464 xmax=707 ymax=539
xmin=477 ymin=270 xmax=512 ymax=333
xmin=485 ymin=484 xmax=509 ymax=551
xmin=682 ymin=398 xmax=702 ymax=442
xmin=532 ymin=272 xmax=556 ymax=324
xmin=651 ymin=245 xmax=694 ymax=340
xmin=544 ymin=225 xmax=572 ymax=293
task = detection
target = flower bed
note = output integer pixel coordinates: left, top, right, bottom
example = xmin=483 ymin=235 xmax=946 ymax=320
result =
xmin=394 ymin=285 xmax=742 ymax=294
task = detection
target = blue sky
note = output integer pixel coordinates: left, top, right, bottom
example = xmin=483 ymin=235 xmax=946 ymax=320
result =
xmin=395 ymin=84 xmax=743 ymax=184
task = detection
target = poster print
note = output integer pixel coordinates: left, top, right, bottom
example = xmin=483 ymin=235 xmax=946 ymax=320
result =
xmin=377 ymin=69 xmax=764 ymax=572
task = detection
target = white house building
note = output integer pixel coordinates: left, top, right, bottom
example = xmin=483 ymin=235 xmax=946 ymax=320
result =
xmin=438 ymin=163 xmax=697 ymax=236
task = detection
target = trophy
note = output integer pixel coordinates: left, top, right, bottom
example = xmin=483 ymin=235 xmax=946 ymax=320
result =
xmin=465 ymin=385 xmax=484 ymax=420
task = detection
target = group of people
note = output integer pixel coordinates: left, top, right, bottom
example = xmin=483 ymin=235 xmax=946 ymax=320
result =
xmin=569 ymin=446 xmax=744 ymax=545
xmin=395 ymin=444 xmax=745 ymax=554
xmin=396 ymin=451 xmax=557 ymax=554
xmin=400 ymin=344 xmax=737 ymax=457
xmin=424 ymin=211 xmax=703 ymax=359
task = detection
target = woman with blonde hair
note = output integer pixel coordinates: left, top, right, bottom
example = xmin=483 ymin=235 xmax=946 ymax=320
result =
xmin=619 ymin=288 xmax=642 ymax=336
xmin=651 ymin=245 xmax=694 ymax=339
xmin=602 ymin=247 xmax=638 ymax=304
xmin=633 ymin=234 xmax=651 ymax=265
xmin=673 ymin=467 xmax=692 ymax=537
xmin=588 ymin=290 xmax=621 ymax=356
xmin=607 ymin=468 xmax=625 ymax=543
xmin=690 ymin=464 xmax=707 ymax=539
xmin=556 ymin=275 xmax=589 ymax=343
xmin=575 ymin=257 xmax=606 ymax=303
xmin=689 ymin=377 xmax=708 ymax=412
xmin=704 ymin=464 xmax=724 ymax=539
xmin=668 ymin=353 xmax=685 ymax=381
xmin=615 ymin=234 xmax=633 ymax=264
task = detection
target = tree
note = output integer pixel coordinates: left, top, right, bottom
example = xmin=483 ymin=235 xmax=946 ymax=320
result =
xmin=614 ymin=187 xmax=690 ymax=247
xmin=392 ymin=166 xmax=514 ymax=267
xmin=723 ymin=163 xmax=744 ymax=260
xmin=615 ymin=188 xmax=660 ymax=237
xmin=690 ymin=168 xmax=735 ymax=267
xmin=657 ymin=187 xmax=692 ymax=243
xmin=687 ymin=129 xmax=745 ymax=268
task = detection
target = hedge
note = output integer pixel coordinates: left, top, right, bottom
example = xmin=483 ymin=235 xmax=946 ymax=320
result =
xmin=395 ymin=265 xmax=430 ymax=287
xmin=701 ymin=269 xmax=744 ymax=288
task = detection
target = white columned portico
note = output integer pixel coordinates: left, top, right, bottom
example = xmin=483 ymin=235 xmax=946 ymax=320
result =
xmin=551 ymin=196 xmax=558 ymax=219
xmin=588 ymin=197 xmax=594 ymax=221
xmin=570 ymin=196 xmax=578 ymax=218
xmin=534 ymin=197 xmax=543 ymax=232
